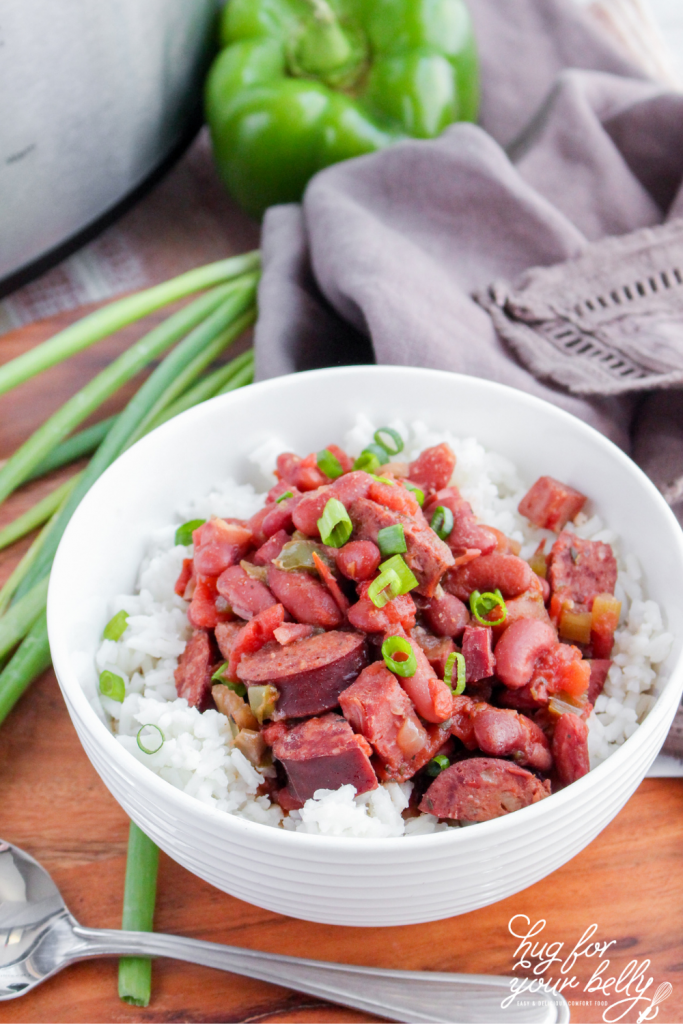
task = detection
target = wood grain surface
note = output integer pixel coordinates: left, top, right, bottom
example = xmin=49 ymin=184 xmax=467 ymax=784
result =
xmin=1 ymin=309 xmax=682 ymax=1024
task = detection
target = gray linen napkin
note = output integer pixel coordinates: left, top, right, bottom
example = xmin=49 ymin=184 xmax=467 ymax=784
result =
xmin=252 ymin=0 xmax=683 ymax=749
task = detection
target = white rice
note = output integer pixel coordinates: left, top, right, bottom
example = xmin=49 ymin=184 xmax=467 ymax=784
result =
xmin=94 ymin=417 xmax=673 ymax=837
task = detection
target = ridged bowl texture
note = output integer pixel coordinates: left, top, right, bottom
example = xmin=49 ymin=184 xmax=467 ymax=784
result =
xmin=48 ymin=367 xmax=683 ymax=926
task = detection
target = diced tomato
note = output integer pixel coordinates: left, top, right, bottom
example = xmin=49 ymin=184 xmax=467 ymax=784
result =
xmin=591 ymin=593 xmax=621 ymax=658
xmin=192 ymin=518 xmax=253 ymax=577
xmin=187 ymin=575 xmax=232 ymax=630
xmin=368 ymin=479 xmax=420 ymax=516
xmin=558 ymin=658 xmax=591 ymax=697
xmin=273 ymin=623 xmax=316 ymax=645
xmin=347 ymin=581 xmax=416 ymax=633
xmin=312 ymin=551 xmax=350 ymax=614
xmin=174 ymin=558 xmax=194 ymax=598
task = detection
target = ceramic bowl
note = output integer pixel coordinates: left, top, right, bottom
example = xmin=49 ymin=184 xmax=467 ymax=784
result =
xmin=47 ymin=366 xmax=683 ymax=926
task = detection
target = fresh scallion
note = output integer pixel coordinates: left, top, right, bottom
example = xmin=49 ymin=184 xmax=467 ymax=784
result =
xmin=367 ymin=567 xmax=401 ymax=608
xmin=317 ymin=498 xmax=352 ymax=548
xmin=25 ymin=417 xmax=118 ymax=483
xmin=0 ymin=475 xmax=81 ymax=552
xmin=379 ymin=554 xmax=418 ymax=595
xmin=276 ymin=491 xmax=293 ymax=504
xmin=430 ymin=505 xmax=454 ymax=541
xmin=103 ymin=610 xmax=129 ymax=641
xmin=316 ymin=449 xmax=343 ymax=480
xmin=381 ymin=635 xmax=417 ymax=677
xmin=0 ymin=610 xmax=51 ymax=724
xmin=353 ymin=450 xmax=381 ymax=474
xmin=377 ymin=524 xmax=407 ymax=558
xmin=0 ymin=577 xmax=49 ymax=661
xmin=118 ymin=822 xmax=159 ymax=1007
xmin=426 ymin=754 xmax=450 ymax=777
xmin=444 ymin=651 xmax=466 ymax=695
xmin=175 ymin=519 xmax=205 ymax=546
xmin=99 ymin=670 xmax=126 ymax=702
xmin=136 ymin=724 xmax=164 ymax=755
xmin=469 ymin=589 xmax=507 ymax=627
xmin=404 ymin=481 xmax=425 ymax=506
xmin=361 ymin=443 xmax=390 ymax=465
xmin=373 ymin=427 xmax=404 ymax=457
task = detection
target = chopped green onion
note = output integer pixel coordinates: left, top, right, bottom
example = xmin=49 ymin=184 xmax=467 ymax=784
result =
xmin=317 ymin=449 xmax=343 ymax=480
xmin=367 ymin=567 xmax=401 ymax=608
xmin=404 ymin=481 xmax=425 ymax=506
xmin=430 ymin=505 xmax=454 ymax=541
xmin=373 ymin=427 xmax=404 ymax=457
xmin=379 ymin=554 xmax=418 ymax=595
xmin=103 ymin=610 xmax=129 ymax=641
xmin=377 ymin=524 xmax=407 ymax=558
xmin=444 ymin=652 xmax=466 ymax=695
xmin=469 ymin=589 xmax=507 ymax=627
xmin=363 ymin=443 xmax=390 ymax=465
xmin=426 ymin=754 xmax=450 ymax=777
xmin=276 ymin=491 xmax=293 ymax=503
xmin=353 ymin=450 xmax=382 ymax=473
xmin=175 ymin=519 xmax=205 ymax=546
xmin=211 ymin=664 xmax=246 ymax=696
xmin=369 ymin=474 xmax=395 ymax=486
xmin=317 ymin=498 xmax=352 ymax=548
xmin=99 ymin=670 xmax=126 ymax=703
xmin=381 ymin=635 xmax=417 ymax=677
xmin=137 ymin=724 xmax=164 ymax=755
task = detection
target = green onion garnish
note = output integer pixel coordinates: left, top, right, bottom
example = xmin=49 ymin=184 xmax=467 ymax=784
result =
xmin=137 ymin=724 xmax=164 ymax=755
xmin=317 ymin=498 xmax=353 ymax=548
xmin=103 ymin=609 xmax=129 ymax=641
xmin=379 ymin=554 xmax=418 ymax=594
xmin=367 ymin=568 xmax=401 ymax=608
xmin=444 ymin=652 xmax=466 ymax=695
xmin=381 ymin=635 xmax=417 ymax=677
xmin=353 ymin=450 xmax=381 ymax=474
xmin=99 ymin=670 xmax=126 ymax=703
xmin=373 ymin=427 xmax=404 ymax=457
xmin=426 ymin=754 xmax=450 ymax=777
xmin=469 ymin=589 xmax=507 ymax=627
xmin=317 ymin=449 xmax=344 ymax=480
xmin=211 ymin=664 xmax=247 ymax=696
xmin=404 ymin=481 xmax=425 ymax=506
xmin=175 ymin=518 xmax=205 ymax=546
xmin=430 ymin=505 xmax=454 ymax=541
xmin=369 ymin=474 xmax=395 ymax=486
xmin=276 ymin=491 xmax=293 ymax=503
xmin=377 ymin=524 xmax=407 ymax=558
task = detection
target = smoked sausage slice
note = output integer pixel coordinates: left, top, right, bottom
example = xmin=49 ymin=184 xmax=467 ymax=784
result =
xmin=552 ymin=713 xmax=590 ymax=785
xmin=419 ymin=757 xmax=551 ymax=821
xmin=175 ymin=630 xmax=215 ymax=711
xmin=236 ymin=630 xmax=368 ymax=720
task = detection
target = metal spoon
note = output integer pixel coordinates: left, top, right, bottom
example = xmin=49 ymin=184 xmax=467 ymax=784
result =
xmin=0 ymin=840 xmax=569 ymax=1023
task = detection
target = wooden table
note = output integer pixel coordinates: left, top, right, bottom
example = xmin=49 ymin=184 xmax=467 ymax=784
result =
xmin=1 ymin=309 xmax=682 ymax=1024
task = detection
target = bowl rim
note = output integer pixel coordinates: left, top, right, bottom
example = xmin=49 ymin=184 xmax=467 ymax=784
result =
xmin=48 ymin=364 xmax=683 ymax=851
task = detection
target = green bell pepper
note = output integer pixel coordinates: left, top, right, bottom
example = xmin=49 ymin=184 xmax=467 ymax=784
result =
xmin=205 ymin=0 xmax=479 ymax=217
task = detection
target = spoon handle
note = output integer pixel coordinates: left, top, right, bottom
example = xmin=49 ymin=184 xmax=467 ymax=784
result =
xmin=71 ymin=924 xmax=569 ymax=1024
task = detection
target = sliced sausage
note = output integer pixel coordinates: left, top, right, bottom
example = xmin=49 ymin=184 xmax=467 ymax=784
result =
xmin=215 ymin=620 xmax=244 ymax=662
xmin=423 ymin=487 xmax=498 ymax=558
xmin=587 ymin=659 xmax=612 ymax=704
xmin=273 ymin=623 xmax=316 ymax=645
xmin=227 ymin=603 xmax=286 ymax=679
xmin=187 ymin=575 xmax=232 ymax=630
xmin=518 ymin=476 xmax=586 ymax=533
xmin=192 ymin=519 xmax=253 ymax=577
xmin=216 ymin=565 xmax=276 ymax=619
xmin=267 ymin=566 xmax=343 ymax=628
xmin=339 ymin=662 xmax=428 ymax=775
xmin=175 ymin=630 xmax=215 ymax=711
xmin=494 ymin=619 xmax=557 ymax=689
xmin=547 ymin=533 xmax=618 ymax=612
xmin=552 ymin=713 xmax=590 ymax=785
xmin=443 ymin=553 xmax=535 ymax=603
xmin=272 ymin=713 xmax=377 ymax=809
xmin=408 ymin=443 xmax=456 ymax=493
xmin=462 ymin=625 xmax=496 ymax=682
xmin=419 ymin=757 xmax=551 ymax=821
xmin=423 ymin=591 xmax=470 ymax=638
xmin=236 ymin=630 xmax=368 ymax=720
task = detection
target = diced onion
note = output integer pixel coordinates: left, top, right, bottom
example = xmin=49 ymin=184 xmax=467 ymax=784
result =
xmin=381 ymin=635 xmax=417 ymax=677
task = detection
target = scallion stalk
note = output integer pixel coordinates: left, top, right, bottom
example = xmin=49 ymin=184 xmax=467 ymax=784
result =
xmin=0 ymin=252 xmax=260 ymax=398
xmin=118 ymin=822 xmax=160 ymax=1007
xmin=0 ymin=475 xmax=80 ymax=552
xmin=146 ymin=346 xmax=254 ymax=431
xmin=0 ymin=577 xmax=49 ymax=661
xmin=24 ymin=417 xmax=118 ymax=482
xmin=0 ymin=285 xmax=237 ymax=507
xmin=0 ymin=611 xmax=51 ymax=723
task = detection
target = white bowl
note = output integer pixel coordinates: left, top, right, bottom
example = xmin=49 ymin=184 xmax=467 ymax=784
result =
xmin=48 ymin=366 xmax=683 ymax=926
